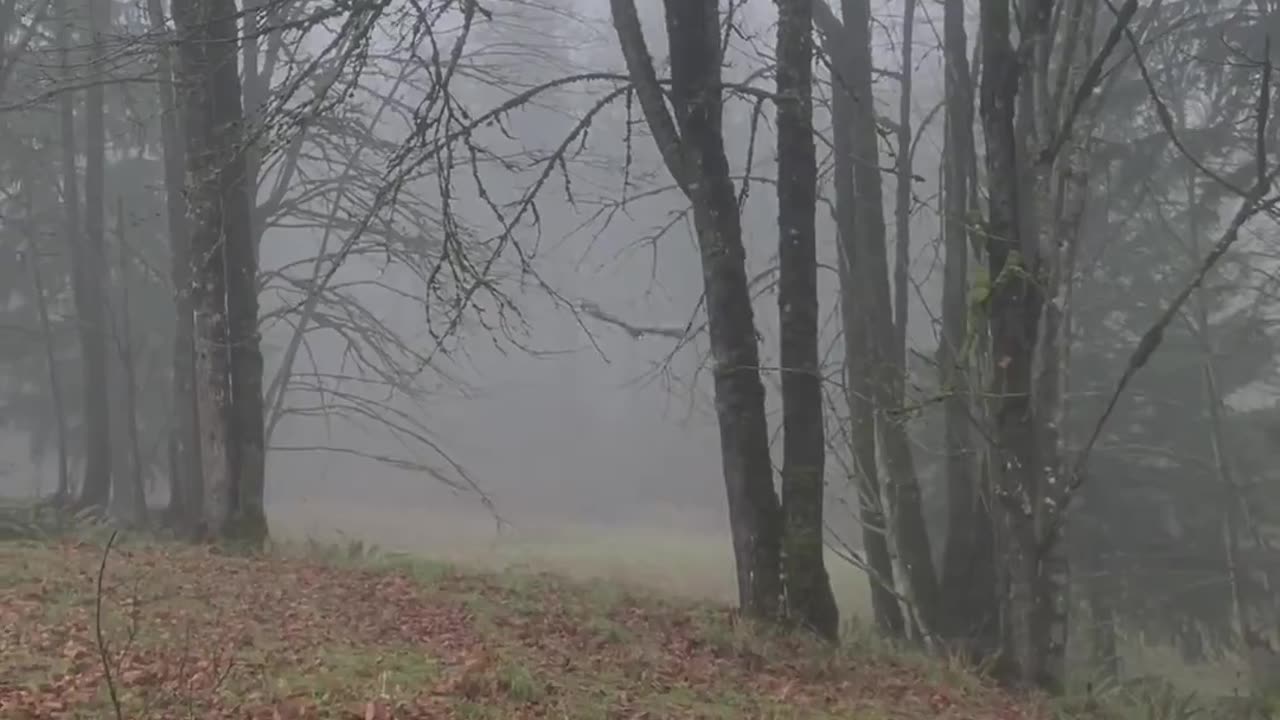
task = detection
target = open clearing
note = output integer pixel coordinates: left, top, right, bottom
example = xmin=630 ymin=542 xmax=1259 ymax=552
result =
xmin=0 ymin=537 xmax=1043 ymax=719
xmin=265 ymin=500 xmax=875 ymax=620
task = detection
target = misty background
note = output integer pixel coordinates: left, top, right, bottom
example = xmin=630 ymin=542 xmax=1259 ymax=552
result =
xmin=4 ymin=0 xmax=1280 ymax=695
xmin=0 ymin=0 xmax=950 ymax=600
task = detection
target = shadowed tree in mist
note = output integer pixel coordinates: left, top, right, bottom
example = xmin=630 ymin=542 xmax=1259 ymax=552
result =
xmin=172 ymin=0 xmax=267 ymax=544
xmin=609 ymin=0 xmax=786 ymax=623
xmin=777 ymin=0 xmax=839 ymax=640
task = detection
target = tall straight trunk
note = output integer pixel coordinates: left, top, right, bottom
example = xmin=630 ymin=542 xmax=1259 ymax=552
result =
xmin=53 ymin=0 xmax=78 ymax=501
xmin=818 ymin=3 xmax=906 ymax=637
xmin=215 ymin=0 xmax=268 ymax=544
xmin=172 ymin=0 xmax=230 ymax=541
xmin=938 ymin=0 xmax=999 ymax=657
xmin=240 ymin=0 xmax=266 ymax=253
xmin=113 ymin=199 xmax=147 ymax=524
xmin=892 ymin=0 xmax=917 ymax=364
xmin=74 ymin=0 xmax=112 ymax=509
xmin=837 ymin=0 xmax=942 ymax=636
xmin=776 ymin=0 xmax=839 ymax=641
xmin=610 ymin=0 xmax=782 ymax=620
xmin=173 ymin=0 xmax=269 ymax=545
xmin=23 ymin=232 xmax=70 ymax=500
xmin=978 ymin=0 xmax=1050 ymax=686
xmin=145 ymin=0 xmax=202 ymax=533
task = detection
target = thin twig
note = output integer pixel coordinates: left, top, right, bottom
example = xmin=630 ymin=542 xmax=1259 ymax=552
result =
xmin=95 ymin=529 xmax=124 ymax=720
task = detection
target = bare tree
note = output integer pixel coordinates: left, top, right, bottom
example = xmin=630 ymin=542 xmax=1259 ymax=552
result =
xmin=891 ymin=0 xmax=917 ymax=363
xmin=937 ymin=0 xmax=997 ymax=658
xmin=610 ymin=0 xmax=783 ymax=620
xmin=776 ymin=0 xmax=839 ymax=640
xmin=74 ymin=0 xmax=113 ymax=509
xmin=20 ymin=230 xmax=70 ymax=500
xmin=221 ymin=6 xmax=268 ymax=544
xmin=818 ymin=0 xmax=942 ymax=639
xmin=172 ymin=0 xmax=267 ymax=544
xmin=814 ymin=0 xmax=906 ymax=638
xmin=112 ymin=199 xmax=147 ymax=525
xmin=144 ymin=0 xmax=202 ymax=533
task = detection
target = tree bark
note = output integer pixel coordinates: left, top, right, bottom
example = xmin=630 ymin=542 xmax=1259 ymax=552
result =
xmin=217 ymin=0 xmax=268 ymax=545
xmin=610 ymin=0 xmax=783 ymax=620
xmin=776 ymin=0 xmax=839 ymax=641
xmin=836 ymin=0 xmax=943 ymax=637
xmin=173 ymin=0 xmax=231 ymax=542
xmin=938 ymin=0 xmax=999 ymax=658
xmin=171 ymin=0 xmax=269 ymax=545
xmin=112 ymin=199 xmax=148 ymax=525
xmin=978 ymin=0 xmax=1052 ymax=686
xmin=23 ymin=231 xmax=70 ymax=501
xmin=74 ymin=0 xmax=112 ymax=509
xmin=53 ymin=0 xmax=79 ymax=502
xmin=892 ymin=0 xmax=916 ymax=365
xmin=816 ymin=0 xmax=907 ymax=638
xmin=145 ymin=0 xmax=202 ymax=534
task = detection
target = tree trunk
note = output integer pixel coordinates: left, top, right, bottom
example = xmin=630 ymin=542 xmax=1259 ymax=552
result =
xmin=172 ymin=0 xmax=269 ymax=546
xmin=172 ymin=0 xmax=230 ymax=542
xmin=776 ymin=0 xmax=839 ymax=641
xmin=145 ymin=0 xmax=202 ymax=535
xmin=217 ymin=0 xmax=268 ymax=545
xmin=836 ymin=0 xmax=942 ymax=637
xmin=53 ymin=0 xmax=79 ymax=502
xmin=23 ymin=231 xmax=70 ymax=501
xmin=892 ymin=0 xmax=916 ymax=365
xmin=938 ymin=0 xmax=999 ymax=658
xmin=610 ymin=0 xmax=782 ymax=620
xmin=978 ymin=0 xmax=1052 ymax=686
xmin=240 ymin=0 xmax=266 ymax=254
xmin=817 ymin=3 xmax=907 ymax=638
xmin=113 ymin=199 xmax=147 ymax=525
xmin=74 ymin=0 xmax=112 ymax=509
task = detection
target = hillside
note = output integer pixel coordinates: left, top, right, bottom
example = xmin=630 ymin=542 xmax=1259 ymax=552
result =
xmin=0 ymin=537 xmax=1047 ymax=719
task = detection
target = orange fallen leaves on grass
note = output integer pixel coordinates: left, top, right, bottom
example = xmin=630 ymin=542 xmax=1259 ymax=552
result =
xmin=0 ymin=542 xmax=1052 ymax=720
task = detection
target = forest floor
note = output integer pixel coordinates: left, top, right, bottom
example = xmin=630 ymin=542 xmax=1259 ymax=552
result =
xmin=0 ymin=536 xmax=1049 ymax=720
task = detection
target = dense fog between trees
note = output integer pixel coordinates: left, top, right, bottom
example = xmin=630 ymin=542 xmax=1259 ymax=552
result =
xmin=2 ymin=0 xmax=1280 ymax=698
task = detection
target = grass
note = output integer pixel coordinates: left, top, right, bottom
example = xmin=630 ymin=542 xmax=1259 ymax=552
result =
xmin=1 ymin=499 xmax=1263 ymax=719
xmin=0 ymin=534 xmax=1048 ymax=719
xmin=266 ymin=499 xmax=874 ymax=619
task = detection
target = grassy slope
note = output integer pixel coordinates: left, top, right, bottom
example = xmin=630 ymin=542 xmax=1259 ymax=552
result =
xmin=0 ymin=537 xmax=1047 ymax=720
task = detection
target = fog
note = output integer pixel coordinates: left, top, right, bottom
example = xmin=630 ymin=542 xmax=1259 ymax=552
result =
xmin=5 ymin=0 xmax=1280 ymax=693
xmin=245 ymin=0 xmax=950 ymax=589
xmin=0 ymin=0 xmax=975 ymax=604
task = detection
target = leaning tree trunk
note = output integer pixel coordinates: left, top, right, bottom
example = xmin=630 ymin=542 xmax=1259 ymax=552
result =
xmin=938 ymin=0 xmax=999 ymax=658
xmin=610 ymin=0 xmax=783 ymax=620
xmin=145 ymin=0 xmax=202 ymax=534
xmin=833 ymin=0 xmax=943 ymax=637
xmin=75 ymin=0 xmax=113 ymax=509
xmin=815 ymin=0 xmax=906 ymax=638
xmin=776 ymin=0 xmax=839 ymax=641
